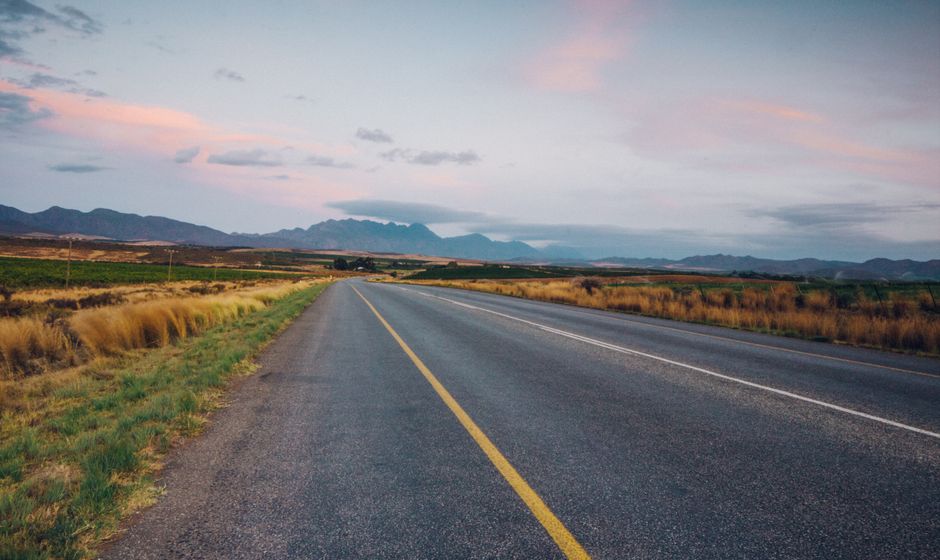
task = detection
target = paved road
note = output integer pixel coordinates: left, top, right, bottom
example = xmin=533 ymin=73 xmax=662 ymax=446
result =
xmin=103 ymin=279 xmax=940 ymax=559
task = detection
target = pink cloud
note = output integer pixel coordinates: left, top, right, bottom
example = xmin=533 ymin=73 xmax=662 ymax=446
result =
xmin=0 ymin=80 xmax=368 ymax=212
xmin=525 ymin=34 xmax=623 ymax=93
xmin=523 ymin=1 xmax=632 ymax=93
xmin=624 ymin=95 xmax=939 ymax=187
xmin=0 ymin=80 xmax=355 ymax=161
xmin=724 ymin=99 xmax=824 ymax=123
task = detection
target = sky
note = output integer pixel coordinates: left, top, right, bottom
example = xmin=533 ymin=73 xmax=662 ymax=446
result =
xmin=0 ymin=0 xmax=938 ymax=261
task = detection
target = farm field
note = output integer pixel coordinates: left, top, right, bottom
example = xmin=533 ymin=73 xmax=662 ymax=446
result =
xmin=0 ymin=236 xmax=436 ymax=283
xmin=0 ymin=256 xmax=297 ymax=288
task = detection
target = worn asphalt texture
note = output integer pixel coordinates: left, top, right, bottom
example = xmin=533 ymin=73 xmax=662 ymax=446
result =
xmin=102 ymin=279 xmax=940 ymax=559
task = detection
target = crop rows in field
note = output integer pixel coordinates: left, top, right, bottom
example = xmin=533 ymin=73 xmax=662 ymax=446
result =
xmin=0 ymin=256 xmax=292 ymax=288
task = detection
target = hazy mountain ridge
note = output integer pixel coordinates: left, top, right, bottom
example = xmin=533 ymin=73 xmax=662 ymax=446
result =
xmin=0 ymin=205 xmax=236 ymax=246
xmin=0 ymin=205 xmax=539 ymax=260
xmin=1 ymin=205 xmax=936 ymax=279
xmin=596 ymin=254 xmax=940 ymax=280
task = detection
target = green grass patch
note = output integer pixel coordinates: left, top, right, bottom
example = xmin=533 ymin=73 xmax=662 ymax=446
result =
xmin=0 ymin=282 xmax=329 ymax=558
xmin=0 ymin=256 xmax=295 ymax=288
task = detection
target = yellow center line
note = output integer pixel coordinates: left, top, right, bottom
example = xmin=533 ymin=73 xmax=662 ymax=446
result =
xmin=351 ymin=285 xmax=590 ymax=560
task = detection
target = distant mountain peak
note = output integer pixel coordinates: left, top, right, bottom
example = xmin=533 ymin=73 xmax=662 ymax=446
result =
xmin=0 ymin=204 xmax=936 ymax=278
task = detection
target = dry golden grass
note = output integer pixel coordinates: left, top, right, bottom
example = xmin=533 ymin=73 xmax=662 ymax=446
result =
xmin=0 ymin=317 xmax=77 ymax=375
xmin=11 ymin=280 xmax=245 ymax=306
xmin=0 ymin=281 xmax=319 ymax=378
xmin=411 ymin=279 xmax=940 ymax=355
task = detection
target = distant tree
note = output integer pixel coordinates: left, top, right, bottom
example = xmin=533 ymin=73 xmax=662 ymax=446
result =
xmin=351 ymin=257 xmax=376 ymax=271
xmin=333 ymin=258 xmax=349 ymax=270
xmin=446 ymin=261 xmax=459 ymax=268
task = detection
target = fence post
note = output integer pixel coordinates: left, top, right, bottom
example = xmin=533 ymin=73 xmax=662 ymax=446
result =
xmin=872 ymin=284 xmax=887 ymax=314
xmin=65 ymin=238 xmax=73 ymax=289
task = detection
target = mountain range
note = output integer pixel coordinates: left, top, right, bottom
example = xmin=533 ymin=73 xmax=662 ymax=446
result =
xmin=0 ymin=204 xmax=538 ymax=260
xmin=1 ymin=204 xmax=937 ymax=280
xmin=591 ymin=255 xmax=940 ymax=281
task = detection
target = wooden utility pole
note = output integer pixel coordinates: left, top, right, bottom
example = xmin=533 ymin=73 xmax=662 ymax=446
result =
xmin=212 ymin=256 xmax=222 ymax=281
xmin=65 ymin=238 xmax=73 ymax=289
xmin=166 ymin=249 xmax=178 ymax=282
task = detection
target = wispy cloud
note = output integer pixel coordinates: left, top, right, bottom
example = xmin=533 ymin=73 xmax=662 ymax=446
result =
xmin=145 ymin=37 xmax=174 ymax=54
xmin=0 ymin=1 xmax=103 ymax=62
xmin=214 ymin=68 xmax=245 ymax=82
xmin=13 ymin=72 xmax=106 ymax=97
xmin=0 ymin=91 xmax=52 ymax=127
xmin=0 ymin=37 xmax=22 ymax=58
xmin=48 ymin=163 xmax=109 ymax=173
xmin=355 ymin=127 xmax=393 ymax=143
xmin=380 ymin=148 xmax=480 ymax=166
xmin=748 ymin=202 xmax=940 ymax=230
xmin=55 ymin=5 xmax=103 ymax=35
xmin=327 ymin=199 xmax=488 ymax=224
xmin=307 ymin=154 xmax=355 ymax=169
xmin=173 ymin=146 xmax=200 ymax=164
xmin=0 ymin=1 xmax=102 ymax=34
xmin=207 ymin=149 xmax=281 ymax=167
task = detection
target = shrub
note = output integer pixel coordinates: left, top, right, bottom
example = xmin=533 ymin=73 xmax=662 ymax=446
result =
xmin=46 ymin=298 xmax=79 ymax=310
xmin=572 ymin=277 xmax=603 ymax=295
xmin=78 ymin=292 xmax=126 ymax=308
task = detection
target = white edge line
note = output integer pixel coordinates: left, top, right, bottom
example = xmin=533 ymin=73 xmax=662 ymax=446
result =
xmin=403 ymin=287 xmax=940 ymax=440
xmin=407 ymin=283 xmax=938 ymax=380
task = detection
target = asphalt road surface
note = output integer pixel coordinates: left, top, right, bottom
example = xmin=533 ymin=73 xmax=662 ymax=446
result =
xmin=102 ymin=279 xmax=940 ymax=559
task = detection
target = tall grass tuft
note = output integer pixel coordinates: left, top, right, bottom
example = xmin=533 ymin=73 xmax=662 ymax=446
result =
xmin=0 ymin=317 xmax=76 ymax=375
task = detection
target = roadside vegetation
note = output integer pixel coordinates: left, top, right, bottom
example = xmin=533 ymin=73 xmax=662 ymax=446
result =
xmin=406 ymin=278 xmax=940 ymax=355
xmin=0 ymin=282 xmax=311 ymax=378
xmin=0 ymin=280 xmax=329 ymax=558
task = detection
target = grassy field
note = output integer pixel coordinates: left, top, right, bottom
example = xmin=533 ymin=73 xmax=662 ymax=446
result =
xmin=0 ymin=256 xmax=296 ymax=288
xmin=0 ymin=281 xmax=329 ymax=559
xmin=406 ymin=278 xmax=940 ymax=355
